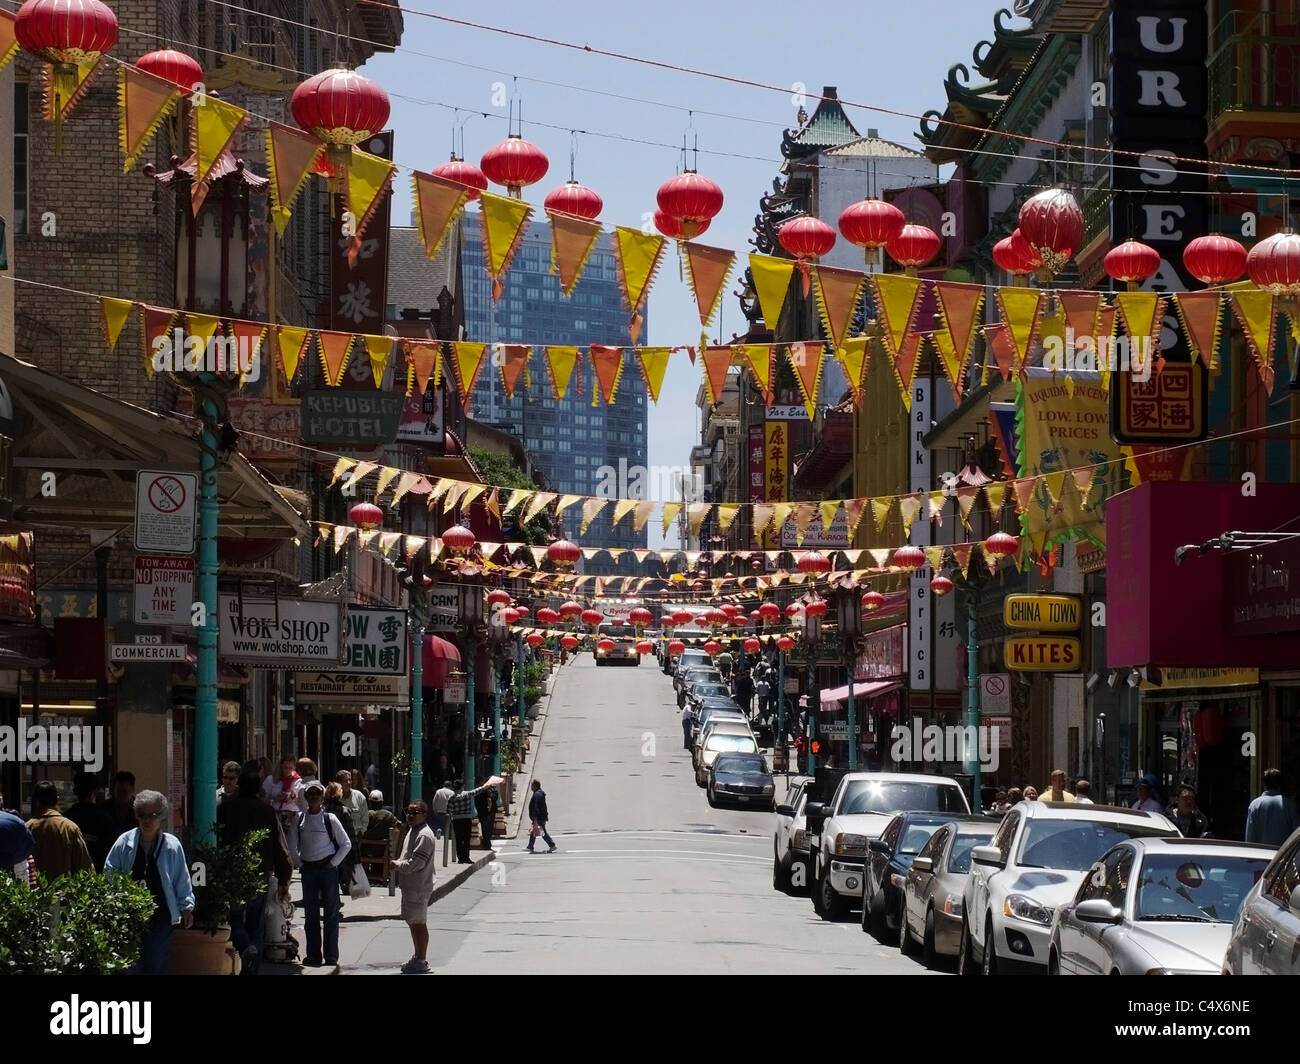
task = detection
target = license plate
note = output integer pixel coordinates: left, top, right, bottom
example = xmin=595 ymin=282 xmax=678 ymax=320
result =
xmin=737 ymin=795 xmax=750 ymax=802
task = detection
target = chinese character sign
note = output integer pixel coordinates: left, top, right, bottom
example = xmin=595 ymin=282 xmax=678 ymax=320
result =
xmin=764 ymin=421 xmax=787 ymax=503
xmin=748 ymin=425 xmax=765 ymax=504
xmin=1113 ymin=362 xmax=1207 ymax=444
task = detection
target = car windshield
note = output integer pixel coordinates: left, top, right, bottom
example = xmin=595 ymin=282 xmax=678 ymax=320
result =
xmin=706 ymin=734 xmax=757 ymax=753
xmin=597 ymin=625 xmax=632 ymax=638
xmin=839 ymin=780 xmax=970 ymax=816
xmin=899 ymin=822 xmax=945 ymax=855
xmin=715 ymin=755 xmax=768 ymax=775
xmin=948 ymin=833 xmax=995 ymax=873
xmin=1017 ymin=820 xmax=1177 ymax=871
xmin=693 ymin=684 xmax=729 ymax=698
xmin=1134 ymin=854 xmax=1270 ymax=924
xmin=686 ymin=670 xmax=721 ymax=685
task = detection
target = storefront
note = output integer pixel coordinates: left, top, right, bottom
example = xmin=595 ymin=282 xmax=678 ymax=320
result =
xmin=818 ymin=624 xmax=906 ymax=769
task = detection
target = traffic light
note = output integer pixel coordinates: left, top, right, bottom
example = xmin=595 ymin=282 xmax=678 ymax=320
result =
xmin=811 ymin=740 xmax=820 ymax=755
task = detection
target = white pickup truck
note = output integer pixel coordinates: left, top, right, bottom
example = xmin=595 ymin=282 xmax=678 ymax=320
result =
xmin=806 ymin=772 xmax=972 ymax=920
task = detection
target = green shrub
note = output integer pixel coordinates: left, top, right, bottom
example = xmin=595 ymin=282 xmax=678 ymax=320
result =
xmin=0 ymin=870 xmax=156 ymax=975
xmin=188 ymin=829 xmax=269 ymax=934
xmin=524 ymin=684 xmax=543 ymax=705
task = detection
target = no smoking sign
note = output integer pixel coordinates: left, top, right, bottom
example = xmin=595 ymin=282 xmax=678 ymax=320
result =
xmin=135 ymin=470 xmax=197 ymax=554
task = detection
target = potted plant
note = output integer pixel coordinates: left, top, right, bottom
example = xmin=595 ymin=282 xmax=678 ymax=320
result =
xmin=169 ymin=828 xmax=268 ymax=975
xmin=0 ymin=869 xmax=155 ymax=974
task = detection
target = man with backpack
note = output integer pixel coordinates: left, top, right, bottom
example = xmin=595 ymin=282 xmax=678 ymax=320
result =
xmin=292 ymin=780 xmax=352 ymax=967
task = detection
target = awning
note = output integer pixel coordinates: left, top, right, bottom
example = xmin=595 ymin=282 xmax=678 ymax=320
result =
xmin=421 ymin=634 xmax=462 ymax=687
xmin=820 ymin=680 xmax=902 ymax=710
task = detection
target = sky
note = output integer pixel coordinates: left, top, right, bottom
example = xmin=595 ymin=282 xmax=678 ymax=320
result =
xmin=363 ymin=1 xmax=1022 ymax=548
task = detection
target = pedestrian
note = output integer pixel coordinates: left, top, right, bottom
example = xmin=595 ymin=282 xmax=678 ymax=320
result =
xmin=755 ymin=673 xmax=771 ymax=720
xmin=217 ymin=764 xmax=293 ymax=976
xmin=734 ymin=669 xmax=754 ymax=717
xmin=110 ymin=770 xmax=137 ymax=840
xmin=1005 ymin=787 xmax=1023 ymax=807
xmin=217 ymin=761 xmax=241 ymax=804
xmin=295 ymin=758 xmax=321 ymax=811
xmin=64 ymin=771 xmax=117 ymax=872
xmin=392 ymin=800 xmax=437 ymax=974
xmin=257 ymin=757 xmax=274 ymax=787
xmin=1131 ymin=775 xmax=1163 ymax=813
xmin=1245 ymin=768 xmax=1300 ymax=846
xmin=1044 ymin=769 xmax=1075 ymax=803
xmin=1074 ymin=779 xmax=1094 ymax=804
xmin=336 ymin=769 xmax=369 ymax=841
xmin=432 ymin=779 xmax=455 ymax=839
xmin=681 ymin=702 xmax=696 ymax=750
xmin=1023 ymin=786 xmax=1039 ymax=802
xmin=324 ymin=781 xmax=359 ymax=900
xmin=104 ymin=790 xmax=195 ymax=975
xmin=262 ymin=756 xmax=301 ymax=813
xmin=362 ymin=790 xmax=400 ymax=842
xmin=446 ymin=778 xmax=503 ymax=864
xmin=475 ymin=786 xmax=496 ymax=851
xmin=991 ymin=789 xmax=1009 ymax=813
xmin=26 ymin=781 xmax=93 ymax=882
xmin=1168 ymin=784 xmax=1211 ymax=839
xmin=0 ymin=806 xmax=34 ymax=877
xmin=526 ymin=779 xmax=557 ymax=854
xmin=292 ymin=780 xmax=351 ymax=967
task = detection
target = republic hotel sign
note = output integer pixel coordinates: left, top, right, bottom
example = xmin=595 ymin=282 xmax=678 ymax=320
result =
xmin=1110 ymin=0 xmax=1207 ymax=366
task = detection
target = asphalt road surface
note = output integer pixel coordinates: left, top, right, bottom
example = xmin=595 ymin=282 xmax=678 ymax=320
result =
xmin=339 ymin=654 xmax=942 ymax=974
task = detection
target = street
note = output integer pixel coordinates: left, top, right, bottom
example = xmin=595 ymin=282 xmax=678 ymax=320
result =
xmin=338 ymin=655 xmax=937 ymax=974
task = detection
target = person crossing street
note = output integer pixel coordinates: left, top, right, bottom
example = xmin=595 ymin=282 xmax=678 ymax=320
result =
xmin=526 ymin=779 xmax=557 ymax=854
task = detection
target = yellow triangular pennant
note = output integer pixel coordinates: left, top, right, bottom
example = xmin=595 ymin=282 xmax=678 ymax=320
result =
xmin=635 ymin=347 xmax=672 ymax=403
xmin=277 ymin=326 xmax=310 ymax=385
xmin=99 ymin=297 xmax=133 ymax=350
xmin=613 ymin=227 xmax=666 ymax=343
xmin=749 ymin=254 xmax=796 ymax=332
xmin=543 ymin=345 xmax=579 ymax=400
xmin=547 ymin=210 xmax=603 ymax=296
xmin=662 ymin=502 xmax=683 ymax=534
xmin=580 ymin=497 xmax=609 ymax=536
xmin=191 ymin=96 xmax=248 ymax=214
xmin=838 ymin=336 xmax=870 ymax=404
xmin=411 ymin=171 xmax=469 ymax=259
xmin=996 ymin=288 xmax=1043 ymax=371
xmin=872 ymin=274 xmax=924 ymax=357
xmin=1230 ymin=289 xmax=1278 ymax=392
xmin=363 ymin=334 xmax=392 ymax=388
xmin=479 ymin=191 xmax=533 ymax=301
xmin=742 ymin=344 xmax=775 ymax=403
xmin=452 ymin=342 xmax=488 ymax=400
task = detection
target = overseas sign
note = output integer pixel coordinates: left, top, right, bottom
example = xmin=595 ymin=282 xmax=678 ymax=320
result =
xmin=1003 ymin=595 xmax=1082 ymax=632
xmin=339 ymin=607 xmax=406 ymax=674
xmin=219 ymin=595 xmax=342 ymax=667
xmin=1005 ymin=636 xmax=1082 ymax=672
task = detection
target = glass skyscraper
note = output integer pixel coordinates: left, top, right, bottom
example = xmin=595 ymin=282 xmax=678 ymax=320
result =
xmin=460 ymin=219 xmax=649 ymax=572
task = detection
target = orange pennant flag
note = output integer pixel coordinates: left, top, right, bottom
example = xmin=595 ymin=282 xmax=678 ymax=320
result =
xmin=317 ymin=331 xmax=354 ymax=386
xmin=985 ymin=323 xmax=1015 ymax=380
xmin=411 ymin=171 xmax=469 ymax=259
xmin=590 ymin=346 xmax=624 ymax=404
xmin=741 ymin=344 xmax=775 ymax=403
xmin=701 ymin=346 xmax=733 ymax=404
xmin=682 ymin=242 xmax=736 ymax=329
xmin=118 ymin=65 xmax=180 ymax=172
xmin=893 ymin=333 xmax=922 ymax=412
xmin=1173 ymin=292 xmax=1224 ymax=369
xmin=265 ymin=123 xmax=324 ymax=237
xmin=140 ymin=305 xmax=176 ymax=378
xmin=402 ymin=340 xmax=440 ymax=394
xmin=547 ymin=210 xmax=603 ymax=296
xmin=227 ymin=319 xmax=267 ymax=381
xmin=788 ymin=341 xmax=823 ymax=419
xmin=0 ymin=11 xmax=19 ymax=75
xmin=935 ymin=281 xmax=984 ymax=366
xmin=1057 ymin=290 xmax=1102 ymax=343
xmin=813 ymin=265 xmax=867 ymax=351
xmin=499 ymin=344 xmax=530 ymax=399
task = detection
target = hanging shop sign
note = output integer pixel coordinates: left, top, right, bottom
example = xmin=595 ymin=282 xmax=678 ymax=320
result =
xmin=218 ymin=595 xmax=343 ymax=667
xmin=765 ymin=405 xmax=810 ymax=421
xmin=424 ymin=584 xmax=461 ymax=632
xmin=1141 ymin=667 xmax=1259 ymax=690
xmin=294 ymin=672 xmax=410 ymax=704
xmin=1003 ymin=594 xmax=1082 ymax=632
xmin=748 ymin=424 xmax=765 ymax=504
xmin=1005 ymin=636 xmax=1082 ymax=671
xmin=1111 ymin=361 xmax=1208 ymax=445
xmin=780 ymin=506 xmax=849 ymax=549
xmin=909 ymin=380 xmax=932 ymax=688
xmin=855 ymin=624 xmax=906 ymax=681
xmin=339 ymin=606 xmax=407 ymax=674
xmin=1224 ymin=538 xmax=1300 ymax=637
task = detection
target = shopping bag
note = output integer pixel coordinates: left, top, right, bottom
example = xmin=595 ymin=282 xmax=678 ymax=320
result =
xmin=528 ymin=820 xmax=540 ymax=838
xmin=350 ymin=862 xmax=371 ymax=899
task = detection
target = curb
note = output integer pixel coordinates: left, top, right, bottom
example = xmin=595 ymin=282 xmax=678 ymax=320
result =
xmin=511 ymin=660 xmax=563 ymax=838
xmin=337 ymin=848 xmax=497 ymax=922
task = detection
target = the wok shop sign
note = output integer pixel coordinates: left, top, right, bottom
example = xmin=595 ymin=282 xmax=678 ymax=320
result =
xmin=219 ymin=596 xmax=343 ymax=667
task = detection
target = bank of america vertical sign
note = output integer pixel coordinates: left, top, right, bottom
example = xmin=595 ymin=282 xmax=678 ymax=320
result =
xmin=1110 ymin=1 xmax=1207 ymax=366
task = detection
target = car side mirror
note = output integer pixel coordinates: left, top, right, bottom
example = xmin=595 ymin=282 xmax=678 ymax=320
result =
xmin=775 ymin=804 xmax=795 ymax=818
xmin=912 ymin=856 xmax=933 ymax=873
xmin=868 ymin=838 xmax=891 ymax=854
xmin=805 ymin=803 xmax=827 ymax=819
xmin=1074 ymin=899 xmax=1123 ymax=924
xmin=971 ymin=845 xmax=1004 ymax=868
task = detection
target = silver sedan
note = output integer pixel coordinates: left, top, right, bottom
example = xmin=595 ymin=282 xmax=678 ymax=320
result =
xmin=900 ymin=817 xmax=996 ymax=968
xmin=1049 ymin=837 xmax=1275 ymax=975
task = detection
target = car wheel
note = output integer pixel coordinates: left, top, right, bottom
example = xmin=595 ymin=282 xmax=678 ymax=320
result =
xmin=869 ymin=892 xmax=893 ymax=944
xmin=811 ymin=858 xmax=826 ymax=916
xmin=921 ymin=908 xmax=938 ymax=970
xmin=957 ymin=919 xmax=979 ymax=976
xmin=982 ymin=922 xmax=998 ymax=976
xmin=706 ymin=786 xmax=717 ymax=807
xmin=818 ymin=865 xmax=846 ymax=921
xmin=1048 ymin=949 xmax=1060 ymax=976
xmin=899 ymin=905 xmax=917 ymax=957
xmin=773 ymin=852 xmax=785 ymax=892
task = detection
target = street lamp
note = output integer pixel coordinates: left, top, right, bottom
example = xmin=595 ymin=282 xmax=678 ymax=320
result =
xmin=836 ymin=587 xmax=863 ymax=771
xmin=461 ymin=585 xmax=485 ymax=788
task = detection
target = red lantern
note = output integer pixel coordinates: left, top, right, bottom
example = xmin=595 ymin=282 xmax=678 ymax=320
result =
xmin=656 ymin=171 xmax=724 ymax=240
xmin=838 ymin=198 xmax=905 ymax=266
xmin=609 ymin=617 xmax=624 ymax=627
xmin=543 ymin=180 xmax=603 ymax=220
xmin=580 ymin=609 xmax=604 ymax=628
xmin=930 ymin=575 xmax=955 ymax=597
xmin=536 ymin=607 xmax=560 ymax=625
xmin=559 ymin=600 xmax=583 ymax=620
xmin=431 ymin=155 xmax=488 ymax=201
xmin=892 ymin=545 xmax=925 ymax=570
xmin=480 ymin=135 xmax=549 ymax=198
xmin=983 ymin=531 xmax=1021 ymax=558
xmin=441 ymin=524 xmax=476 ymax=555
xmin=560 ymin=634 xmax=579 ymax=651
xmin=1247 ymin=231 xmax=1300 ymax=296
xmin=135 ymin=49 xmax=203 ymax=92
xmin=349 ymin=501 xmax=383 ymax=530
xmin=730 ymin=614 xmax=748 ymax=627
xmin=749 ymin=609 xmax=762 ymax=622
xmin=720 ymin=604 xmax=740 ymax=617
xmin=636 ymin=639 xmax=655 ymax=655
xmin=654 ymin=208 xmax=710 ymax=241
xmin=290 ymin=66 xmax=390 ymax=190
xmin=526 ymin=632 xmax=544 ymax=648
xmin=501 ymin=608 xmax=520 ymax=625
xmin=596 ymin=638 xmax=616 ymax=654
xmin=797 ymin=551 xmax=831 ymax=575
xmin=778 ymin=216 xmax=837 ymax=295
xmin=804 ymin=598 xmax=828 ymax=617
xmin=1017 ymin=187 xmax=1084 ymax=277
xmin=759 ymin=601 xmax=781 ymax=624
xmin=776 ymin=635 xmax=795 ymax=653
xmin=514 ymin=606 xmax=531 ymax=618
xmin=486 ymin=589 xmax=512 ymax=607
xmin=993 ymin=229 xmax=1042 ymax=284
xmin=862 ymin=590 xmax=885 ymax=611
xmin=703 ymin=640 xmax=721 ymax=656
xmin=886 ymin=224 xmax=941 ymax=276
xmin=629 ymin=607 xmax=653 ymax=629
xmin=1183 ymin=234 xmax=1247 ymax=286
xmin=785 ymin=603 xmax=803 ymax=618
xmin=668 ymin=639 xmax=686 ymax=656
xmin=547 ymin=538 xmax=581 ymax=570
xmin=671 ymin=609 xmax=694 ymax=626
xmin=704 ymin=608 xmax=729 ymax=628
xmin=15 ymin=0 xmax=119 ymax=152
xmin=1105 ymin=239 xmax=1161 ymax=291
xmin=743 ymin=637 xmax=761 ymax=654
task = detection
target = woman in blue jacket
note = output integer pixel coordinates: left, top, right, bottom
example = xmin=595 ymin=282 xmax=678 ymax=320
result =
xmin=105 ymin=790 xmax=195 ymax=975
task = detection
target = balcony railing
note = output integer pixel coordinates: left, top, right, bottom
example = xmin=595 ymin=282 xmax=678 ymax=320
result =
xmin=1209 ymin=10 xmax=1300 ymax=116
xmin=1082 ymin=182 xmax=1112 ymax=250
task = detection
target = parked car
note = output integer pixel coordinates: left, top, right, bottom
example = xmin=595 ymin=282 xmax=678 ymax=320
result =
xmin=863 ymin=811 xmax=981 ymax=945
xmin=959 ymin=803 xmax=1180 ymax=975
xmin=805 ymin=773 xmax=971 ymax=921
xmin=694 ymin=728 xmax=759 ymax=786
xmin=1222 ymin=823 xmax=1300 ymax=975
xmin=708 ymin=752 xmax=775 ymax=810
xmin=900 ymin=817 xmax=998 ymax=968
xmin=690 ymin=704 xmax=747 ymax=749
xmin=773 ymin=776 xmax=814 ymax=895
xmin=675 ymin=664 xmax=722 ymax=706
xmin=1048 ymin=837 xmax=1273 ymax=975
xmin=693 ymin=721 xmax=754 ymax=773
xmin=686 ymin=682 xmax=732 ymax=709
xmin=671 ymin=647 xmax=711 ymax=682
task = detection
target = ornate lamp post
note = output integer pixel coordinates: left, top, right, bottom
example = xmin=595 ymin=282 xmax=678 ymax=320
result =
xmin=836 ymin=587 xmax=863 ymax=771
xmin=461 ymin=586 xmax=486 ymax=788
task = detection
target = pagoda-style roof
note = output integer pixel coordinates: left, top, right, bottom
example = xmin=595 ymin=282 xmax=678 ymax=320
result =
xmin=781 ymin=86 xmax=861 ymax=160
xmin=823 ymin=134 xmax=926 ymax=161
xmin=147 ymin=150 xmax=269 ymax=189
xmin=971 ymin=7 xmax=1041 ymax=81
